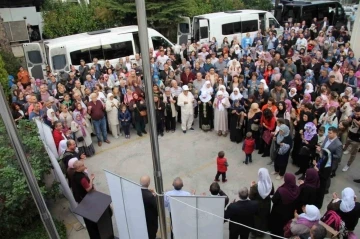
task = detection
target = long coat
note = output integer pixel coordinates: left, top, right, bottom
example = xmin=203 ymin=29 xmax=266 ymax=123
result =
xmin=213 ymin=97 xmax=230 ymax=131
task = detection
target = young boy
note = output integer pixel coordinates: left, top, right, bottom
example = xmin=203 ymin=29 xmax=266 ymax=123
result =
xmin=118 ymin=104 xmax=131 ymax=138
xmin=215 ymin=151 xmax=228 ymax=183
xmin=242 ymin=132 xmax=255 ymax=164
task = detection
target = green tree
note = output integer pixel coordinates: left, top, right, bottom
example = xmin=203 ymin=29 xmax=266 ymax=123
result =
xmin=0 ymin=119 xmax=60 ymax=238
xmin=0 ymin=54 xmax=11 ymax=97
xmin=41 ymin=0 xmax=120 ymax=38
xmin=242 ymin=0 xmax=273 ymax=11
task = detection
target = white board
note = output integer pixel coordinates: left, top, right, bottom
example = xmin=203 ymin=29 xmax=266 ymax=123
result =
xmin=104 ymin=170 xmax=149 ymax=239
xmin=34 ymin=119 xmax=59 ymax=158
xmin=170 ymin=196 xmax=225 ymax=239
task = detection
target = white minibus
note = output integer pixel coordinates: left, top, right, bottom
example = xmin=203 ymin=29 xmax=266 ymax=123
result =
xmin=23 ymin=26 xmax=174 ymax=79
xmin=177 ymin=10 xmax=283 ymax=46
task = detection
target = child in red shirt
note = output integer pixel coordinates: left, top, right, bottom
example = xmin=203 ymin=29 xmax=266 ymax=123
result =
xmin=242 ymin=132 xmax=256 ymax=164
xmin=215 ymin=151 xmax=228 ymax=182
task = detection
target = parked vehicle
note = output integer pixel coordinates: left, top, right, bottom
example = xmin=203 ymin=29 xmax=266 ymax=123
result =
xmin=23 ymin=26 xmax=174 ymax=79
xmin=177 ymin=10 xmax=283 ymax=46
xmin=274 ymin=0 xmax=348 ymax=28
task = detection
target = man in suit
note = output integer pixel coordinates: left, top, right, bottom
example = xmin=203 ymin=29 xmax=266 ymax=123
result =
xmin=92 ymin=58 xmax=102 ymax=76
xmin=221 ymin=68 xmax=232 ymax=87
xmin=316 ymin=127 xmax=343 ymax=193
xmin=140 ymin=175 xmax=158 ymax=239
xmin=225 ymin=187 xmax=258 ymax=239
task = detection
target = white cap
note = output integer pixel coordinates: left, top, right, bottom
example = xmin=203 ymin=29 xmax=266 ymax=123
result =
xmin=182 ymin=85 xmax=189 ymax=91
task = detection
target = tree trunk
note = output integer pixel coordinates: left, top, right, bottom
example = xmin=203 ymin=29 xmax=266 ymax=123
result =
xmin=0 ymin=17 xmax=12 ymax=54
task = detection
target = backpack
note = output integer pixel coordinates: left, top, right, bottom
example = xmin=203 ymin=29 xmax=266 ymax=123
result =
xmin=321 ymin=210 xmax=344 ymax=232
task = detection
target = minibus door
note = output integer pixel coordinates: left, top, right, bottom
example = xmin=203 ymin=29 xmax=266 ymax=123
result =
xmin=177 ymin=17 xmax=192 ymax=45
xmin=23 ymin=43 xmax=46 ymax=79
xmin=49 ymin=45 xmax=69 ymax=74
xmin=198 ymin=19 xmax=210 ymax=45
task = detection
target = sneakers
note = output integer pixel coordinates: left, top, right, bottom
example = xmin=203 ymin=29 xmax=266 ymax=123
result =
xmin=342 ymin=165 xmax=350 ymax=172
xmin=343 ymin=150 xmax=349 ymax=155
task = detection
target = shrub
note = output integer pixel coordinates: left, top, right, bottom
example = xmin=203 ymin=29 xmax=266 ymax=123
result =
xmin=0 ymin=119 xmax=60 ymax=238
xmin=18 ymin=218 xmax=67 ymax=239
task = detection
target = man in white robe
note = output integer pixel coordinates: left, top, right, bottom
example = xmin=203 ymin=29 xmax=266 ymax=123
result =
xmin=177 ymin=85 xmax=195 ymax=133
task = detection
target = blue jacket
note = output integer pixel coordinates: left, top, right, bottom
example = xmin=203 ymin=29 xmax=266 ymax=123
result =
xmin=118 ymin=110 xmax=131 ymax=126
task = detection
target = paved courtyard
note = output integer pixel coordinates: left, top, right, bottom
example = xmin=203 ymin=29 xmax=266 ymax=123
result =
xmin=51 ymin=120 xmax=360 ymax=238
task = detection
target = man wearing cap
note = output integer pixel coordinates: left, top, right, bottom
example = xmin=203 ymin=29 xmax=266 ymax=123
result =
xmin=270 ymin=81 xmax=287 ymax=102
xmin=177 ymin=85 xmax=195 ymax=133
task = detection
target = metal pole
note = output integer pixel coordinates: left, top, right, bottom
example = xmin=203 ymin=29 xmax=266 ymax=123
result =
xmin=0 ymin=85 xmax=60 ymax=239
xmin=134 ymin=1 xmax=167 ymax=238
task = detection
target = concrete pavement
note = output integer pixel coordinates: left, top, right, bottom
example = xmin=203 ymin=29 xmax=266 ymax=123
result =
xmin=51 ymin=120 xmax=360 ymax=238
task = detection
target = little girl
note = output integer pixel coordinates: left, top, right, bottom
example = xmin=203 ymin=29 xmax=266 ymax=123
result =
xmin=118 ymin=104 xmax=132 ymax=138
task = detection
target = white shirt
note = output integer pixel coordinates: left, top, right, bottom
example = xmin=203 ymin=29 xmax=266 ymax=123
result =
xmin=296 ymin=38 xmax=308 ymax=50
xmin=164 ymin=189 xmax=191 ymax=211
xmin=156 ymin=55 xmax=169 ymax=71
xmin=177 ymin=92 xmax=195 ymax=114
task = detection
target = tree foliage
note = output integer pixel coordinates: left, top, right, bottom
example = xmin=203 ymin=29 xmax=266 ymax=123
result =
xmin=242 ymin=0 xmax=273 ymax=11
xmin=0 ymin=119 xmax=60 ymax=238
xmin=0 ymin=54 xmax=11 ymax=97
xmin=41 ymin=0 xmax=120 ymax=38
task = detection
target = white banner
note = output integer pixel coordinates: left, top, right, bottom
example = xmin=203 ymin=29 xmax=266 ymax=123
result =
xmin=104 ymin=170 xmax=149 ymax=239
xmin=170 ymin=196 xmax=225 ymax=239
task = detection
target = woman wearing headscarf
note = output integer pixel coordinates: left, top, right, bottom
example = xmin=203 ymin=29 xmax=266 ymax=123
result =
xmin=295 ymin=122 xmax=318 ymax=180
xmin=259 ymin=108 xmax=276 ymax=157
xmin=301 ymin=93 xmax=312 ymax=105
xmin=327 ymin=187 xmax=360 ymax=235
xmin=216 ymin=85 xmax=229 ymax=98
xmin=259 ymin=79 xmax=269 ymax=92
xmin=213 ymin=91 xmax=230 ymax=136
xmin=270 ymin=173 xmax=300 ymax=238
xmin=247 ymin=103 xmax=263 ymax=149
xmin=46 ymin=108 xmax=58 ymax=127
xmin=270 ymin=67 xmax=281 ymax=83
xmin=292 ymin=112 xmax=313 ymax=166
xmin=276 ymin=101 xmax=290 ymax=121
xmin=200 ymin=80 xmax=214 ymax=98
xmin=198 ymin=91 xmax=213 ymax=132
xmin=272 ymin=124 xmax=293 ymax=179
xmin=304 ymin=83 xmax=315 ymax=100
xmin=73 ymin=102 xmax=93 ymax=135
xmin=58 ymin=139 xmax=68 ymax=157
xmin=59 ymin=104 xmax=73 ymax=132
xmin=229 ymin=87 xmax=243 ymax=105
xmin=105 ymin=93 xmax=120 ymax=138
xmin=229 ymin=99 xmax=246 ymax=143
xmin=288 ymin=87 xmax=301 ymax=110
xmin=66 ymin=157 xmax=78 ymax=188
xmin=129 ymin=92 xmax=147 ymax=137
xmin=71 ymin=112 xmax=95 ymax=157
xmin=340 ymin=86 xmax=354 ymax=100
xmin=289 ymin=205 xmax=321 ymax=236
xmin=297 ymin=167 xmax=319 ymax=208
xmin=249 ymin=168 xmax=274 ymax=236
xmin=163 ymin=87 xmax=177 ymax=132
xmin=304 ymin=69 xmax=315 ymax=85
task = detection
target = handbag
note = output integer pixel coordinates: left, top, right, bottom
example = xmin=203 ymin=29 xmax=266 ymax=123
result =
xmin=136 ymin=105 xmax=147 ymax=117
xmin=77 ymin=136 xmax=84 ymax=142
xmin=262 ymin=130 xmax=272 ymax=145
xmin=251 ymin=123 xmax=259 ymax=131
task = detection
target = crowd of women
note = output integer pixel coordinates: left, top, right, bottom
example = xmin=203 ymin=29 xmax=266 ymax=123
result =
xmin=7 ymin=19 xmax=360 ymax=238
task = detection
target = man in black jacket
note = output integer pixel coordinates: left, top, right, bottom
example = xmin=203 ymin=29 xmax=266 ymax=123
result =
xmin=225 ymin=187 xmax=258 ymax=239
xmin=209 ymin=182 xmax=229 ymax=207
xmin=140 ymin=175 xmax=158 ymax=239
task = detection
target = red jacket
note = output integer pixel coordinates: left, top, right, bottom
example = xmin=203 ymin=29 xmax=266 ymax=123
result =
xmin=180 ymin=72 xmax=195 ymax=85
xmin=53 ymin=129 xmax=64 ymax=150
xmin=217 ymin=157 xmax=228 ymax=173
xmin=243 ymin=138 xmax=255 ymax=154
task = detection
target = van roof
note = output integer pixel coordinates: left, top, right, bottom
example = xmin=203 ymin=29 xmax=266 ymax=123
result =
xmin=195 ymin=10 xmax=268 ymax=19
xmin=44 ymin=25 xmax=143 ymax=46
xmin=282 ymin=0 xmax=339 ymax=6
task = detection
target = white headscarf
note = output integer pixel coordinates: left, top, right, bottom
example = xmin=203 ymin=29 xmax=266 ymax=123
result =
xmin=58 ymin=140 xmax=67 ymax=156
xmin=68 ymin=157 xmax=78 ymax=169
xmin=201 ymin=80 xmax=214 ymax=95
xmin=260 ymin=79 xmax=269 ymax=91
xmin=216 ymin=85 xmax=229 ymax=98
xmin=47 ymin=108 xmax=58 ymax=121
xmin=257 ymin=168 xmax=272 ymax=199
xmin=230 ymin=87 xmax=243 ymax=101
xmin=340 ymin=187 xmax=356 ymax=213
xmin=289 ymin=87 xmax=297 ymax=98
xmin=200 ymin=91 xmax=211 ymax=103
xmin=304 ymin=83 xmax=314 ymax=94
xmin=299 ymin=205 xmax=321 ymax=221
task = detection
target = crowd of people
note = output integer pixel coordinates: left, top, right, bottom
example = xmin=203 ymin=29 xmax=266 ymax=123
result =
xmin=6 ymin=17 xmax=360 ymax=239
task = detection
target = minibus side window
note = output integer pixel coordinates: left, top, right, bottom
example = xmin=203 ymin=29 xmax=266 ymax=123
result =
xmin=103 ymin=41 xmax=134 ymax=59
xmin=70 ymin=49 xmax=91 ymax=64
xmin=151 ymin=36 xmax=172 ymax=50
